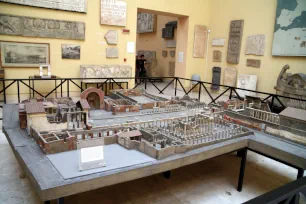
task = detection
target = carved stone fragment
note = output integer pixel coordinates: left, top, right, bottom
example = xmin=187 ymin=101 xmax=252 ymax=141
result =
xmin=0 ymin=0 xmax=87 ymax=13
xmin=211 ymin=67 xmax=221 ymax=90
xmin=169 ymin=62 xmax=175 ymax=77
xmin=166 ymin=40 xmax=176 ymax=48
xmin=0 ymin=13 xmax=85 ymax=40
xmin=106 ymin=48 xmax=119 ymax=58
xmin=213 ymin=51 xmax=222 ymax=62
xmin=162 ymin=27 xmax=174 ymax=38
xmin=193 ymin=25 xmax=208 ymax=58
xmin=227 ymin=20 xmax=244 ymax=64
xmin=104 ymin=30 xmax=118 ymax=45
xmin=137 ymin=13 xmax=156 ymax=33
xmin=246 ymin=59 xmax=261 ymax=68
xmin=245 ymin=35 xmax=265 ymax=56
xmin=170 ymin=51 xmax=175 ymax=57
xmin=224 ymin=67 xmax=237 ymax=87
xmin=212 ymin=38 xmax=226 ymax=47
xmin=237 ymin=74 xmax=258 ymax=97
xmin=100 ymin=0 xmax=127 ymax=26
xmin=162 ymin=51 xmax=167 ymax=57
xmin=137 ymin=50 xmax=156 ymax=63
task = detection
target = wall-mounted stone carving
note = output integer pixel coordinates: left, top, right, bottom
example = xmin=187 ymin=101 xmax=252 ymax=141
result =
xmin=106 ymin=48 xmax=119 ymax=58
xmin=137 ymin=13 xmax=156 ymax=33
xmin=0 ymin=13 xmax=85 ymax=40
xmin=0 ymin=0 xmax=87 ymax=13
xmin=193 ymin=25 xmax=208 ymax=58
xmin=213 ymin=51 xmax=222 ymax=62
xmin=104 ymin=30 xmax=118 ymax=45
xmin=137 ymin=50 xmax=156 ymax=63
xmin=169 ymin=62 xmax=175 ymax=77
xmin=224 ymin=67 xmax=237 ymax=87
xmin=211 ymin=67 xmax=221 ymax=90
xmin=166 ymin=40 xmax=176 ymax=48
xmin=170 ymin=51 xmax=176 ymax=58
xmin=100 ymin=0 xmax=127 ymax=26
xmin=162 ymin=50 xmax=167 ymax=57
xmin=80 ymin=65 xmax=132 ymax=83
xmin=162 ymin=27 xmax=174 ymax=38
xmin=246 ymin=59 xmax=261 ymax=68
xmin=212 ymin=38 xmax=226 ymax=47
xmin=237 ymin=74 xmax=258 ymax=97
xmin=245 ymin=35 xmax=265 ymax=56
xmin=227 ymin=20 xmax=244 ymax=64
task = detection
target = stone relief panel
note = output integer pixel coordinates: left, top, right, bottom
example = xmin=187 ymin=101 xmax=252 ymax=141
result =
xmin=162 ymin=27 xmax=174 ymax=38
xmin=193 ymin=25 xmax=208 ymax=58
xmin=162 ymin=50 xmax=167 ymax=57
xmin=227 ymin=20 xmax=244 ymax=64
xmin=137 ymin=13 xmax=156 ymax=33
xmin=213 ymin=50 xmax=222 ymax=62
xmin=137 ymin=50 xmax=156 ymax=63
xmin=170 ymin=51 xmax=175 ymax=57
xmin=100 ymin=0 xmax=127 ymax=26
xmin=211 ymin=67 xmax=221 ymax=90
xmin=0 ymin=13 xmax=85 ymax=40
xmin=104 ymin=30 xmax=118 ymax=45
xmin=106 ymin=48 xmax=119 ymax=58
xmin=0 ymin=0 xmax=87 ymax=13
xmin=245 ymin=35 xmax=265 ymax=56
xmin=237 ymin=74 xmax=258 ymax=97
xmin=80 ymin=65 xmax=132 ymax=83
xmin=224 ymin=67 xmax=237 ymax=87
xmin=166 ymin=40 xmax=176 ymax=48
xmin=246 ymin=59 xmax=261 ymax=68
xmin=169 ymin=62 xmax=175 ymax=77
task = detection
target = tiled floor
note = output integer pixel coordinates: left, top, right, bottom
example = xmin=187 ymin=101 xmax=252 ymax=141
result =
xmin=0 ymin=82 xmax=304 ymax=204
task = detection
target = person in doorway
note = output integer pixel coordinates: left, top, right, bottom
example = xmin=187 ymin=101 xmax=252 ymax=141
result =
xmin=139 ymin=55 xmax=147 ymax=81
xmin=135 ymin=55 xmax=141 ymax=83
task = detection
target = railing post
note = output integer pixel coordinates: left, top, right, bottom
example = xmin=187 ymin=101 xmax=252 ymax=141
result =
xmin=271 ymin=95 xmax=275 ymax=112
xmin=3 ymin=80 xmax=6 ymax=104
xmin=229 ymin=88 xmax=233 ymax=100
xmin=17 ymin=80 xmax=20 ymax=103
xmin=198 ymin=82 xmax=202 ymax=101
xmin=67 ymin=80 xmax=70 ymax=97
xmin=61 ymin=79 xmax=63 ymax=97
xmin=144 ymin=79 xmax=147 ymax=90
xmin=174 ymin=78 xmax=178 ymax=96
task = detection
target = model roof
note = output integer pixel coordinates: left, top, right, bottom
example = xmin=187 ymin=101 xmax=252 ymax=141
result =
xmin=25 ymin=102 xmax=45 ymax=114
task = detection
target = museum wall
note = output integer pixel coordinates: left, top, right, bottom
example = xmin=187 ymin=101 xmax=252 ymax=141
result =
xmin=206 ymin=0 xmax=306 ymax=93
xmin=0 ymin=0 xmax=211 ymax=101
xmin=136 ymin=15 xmax=178 ymax=78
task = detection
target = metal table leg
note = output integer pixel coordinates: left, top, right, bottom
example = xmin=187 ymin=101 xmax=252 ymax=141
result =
xmin=163 ymin=171 xmax=171 ymax=179
xmin=237 ymin=148 xmax=247 ymax=192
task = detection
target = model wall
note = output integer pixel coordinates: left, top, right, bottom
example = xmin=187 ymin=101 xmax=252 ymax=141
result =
xmin=0 ymin=0 xmax=211 ymax=101
xmin=207 ymin=0 xmax=306 ymax=93
xmin=136 ymin=15 xmax=178 ymax=78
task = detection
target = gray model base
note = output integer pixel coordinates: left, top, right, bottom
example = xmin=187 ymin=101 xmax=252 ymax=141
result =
xmin=47 ymin=144 xmax=156 ymax=179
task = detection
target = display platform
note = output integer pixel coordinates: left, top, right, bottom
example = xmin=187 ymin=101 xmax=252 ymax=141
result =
xmin=47 ymin=144 xmax=156 ymax=179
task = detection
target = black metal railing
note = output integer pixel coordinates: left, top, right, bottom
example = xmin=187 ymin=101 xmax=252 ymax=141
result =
xmin=245 ymin=176 xmax=306 ymax=204
xmin=1 ymin=77 xmax=306 ymax=112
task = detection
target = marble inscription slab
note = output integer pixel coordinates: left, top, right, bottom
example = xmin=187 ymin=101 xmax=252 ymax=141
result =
xmin=100 ymin=0 xmax=127 ymax=26
xmin=245 ymin=35 xmax=265 ymax=56
xmin=0 ymin=0 xmax=87 ymax=13
xmin=193 ymin=25 xmax=208 ymax=58
xmin=211 ymin=67 xmax=221 ymax=90
xmin=237 ymin=74 xmax=258 ymax=97
xmin=169 ymin=61 xmax=175 ymax=77
xmin=137 ymin=13 xmax=156 ymax=33
xmin=80 ymin=65 xmax=132 ymax=83
xmin=213 ymin=50 xmax=222 ymax=62
xmin=104 ymin=30 xmax=118 ymax=45
xmin=166 ymin=40 xmax=176 ymax=48
xmin=0 ymin=13 xmax=85 ymax=40
xmin=227 ymin=20 xmax=244 ymax=64
xmin=212 ymin=38 xmax=226 ymax=46
xmin=224 ymin=67 xmax=237 ymax=87
xmin=106 ymin=48 xmax=118 ymax=58
xmin=246 ymin=59 xmax=261 ymax=68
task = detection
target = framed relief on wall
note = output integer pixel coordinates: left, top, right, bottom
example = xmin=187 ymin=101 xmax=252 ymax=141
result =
xmin=0 ymin=41 xmax=50 ymax=68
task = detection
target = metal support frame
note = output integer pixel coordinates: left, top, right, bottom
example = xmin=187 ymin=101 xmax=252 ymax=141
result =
xmin=237 ymin=148 xmax=247 ymax=192
xmin=163 ymin=171 xmax=171 ymax=179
